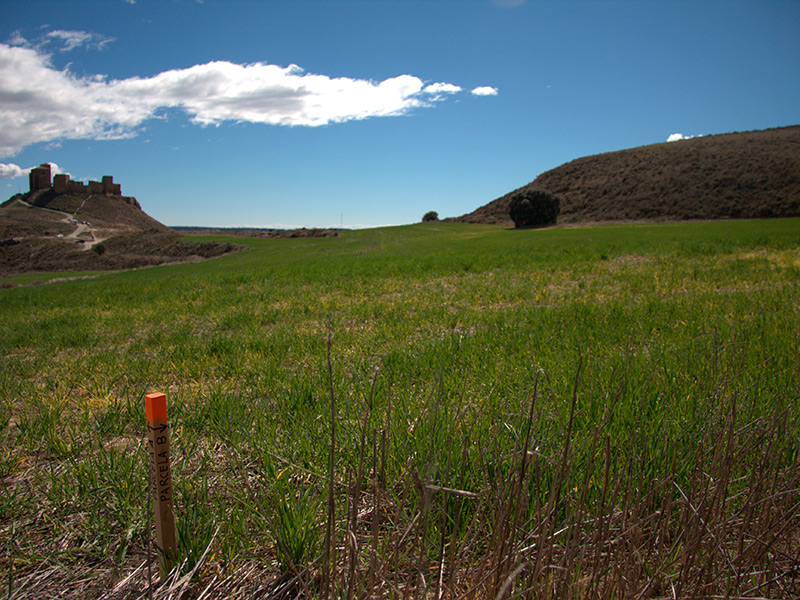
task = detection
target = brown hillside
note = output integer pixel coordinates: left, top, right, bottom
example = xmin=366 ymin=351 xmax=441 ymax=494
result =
xmin=27 ymin=189 xmax=169 ymax=233
xmin=0 ymin=189 xmax=240 ymax=278
xmin=453 ymin=126 xmax=800 ymax=225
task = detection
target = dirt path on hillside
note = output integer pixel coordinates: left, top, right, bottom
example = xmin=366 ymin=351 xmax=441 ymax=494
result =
xmin=6 ymin=198 xmax=89 ymax=243
xmin=32 ymin=200 xmax=106 ymax=250
xmin=65 ymin=222 xmax=86 ymax=239
xmin=52 ymin=204 xmax=104 ymax=250
xmin=2 ymin=194 xmax=244 ymax=278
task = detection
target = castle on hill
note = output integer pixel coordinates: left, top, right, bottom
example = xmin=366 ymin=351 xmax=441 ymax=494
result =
xmin=29 ymin=163 xmax=122 ymax=196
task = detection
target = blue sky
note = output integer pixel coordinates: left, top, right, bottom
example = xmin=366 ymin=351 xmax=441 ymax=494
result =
xmin=1 ymin=0 xmax=798 ymax=228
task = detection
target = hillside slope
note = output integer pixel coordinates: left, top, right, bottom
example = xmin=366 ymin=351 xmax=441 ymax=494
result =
xmin=0 ymin=190 xmax=239 ymax=277
xmin=453 ymin=126 xmax=800 ymax=225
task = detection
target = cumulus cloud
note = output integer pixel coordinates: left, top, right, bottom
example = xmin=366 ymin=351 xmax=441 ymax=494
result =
xmin=667 ymin=133 xmax=702 ymax=142
xmin=0 ymin=43 xmax=493 ymax=157
xmin=471 ymin=86 xmax=498 ymax=96
xmin=0 ymin=161 xmax=66 ymax=180
xmin=0 ymin=163 xmax=29 ymax=179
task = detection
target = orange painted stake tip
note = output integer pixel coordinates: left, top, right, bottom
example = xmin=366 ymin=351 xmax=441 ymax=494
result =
xmin=145 ymin=392 xmax=168 ymax=422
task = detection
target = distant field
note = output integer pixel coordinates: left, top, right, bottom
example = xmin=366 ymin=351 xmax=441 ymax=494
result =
xmin=2 ymin=219 xmax=799 ymax=599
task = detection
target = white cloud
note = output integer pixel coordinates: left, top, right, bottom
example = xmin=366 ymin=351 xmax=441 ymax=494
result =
xmin=45 ymin=30 xmax=115 ymax=52
xmin=48 ymin=162 xmax=66 ymax=176
xmin=0 ymin=163 xmax=28 ymax=179
xmin=423 ymin=82 xmax=462 ymax=95
xmin=0 ymin=43 xmax=488 ymax=157
xmin=6 ymin=28 xmax=114 ymax=53
xmin=0 ymin=161 xmax=65 ymax=180
xmin=471 ymin=86 xmax=498 ymax=96
xmin=6 ymin=30 xmax=27 ymax=47
xmin=667 ymin=132 xmax=702 ymax=142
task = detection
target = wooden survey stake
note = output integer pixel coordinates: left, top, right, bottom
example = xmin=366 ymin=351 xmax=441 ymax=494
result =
xmin=146 ymin=392 xmax=177 ymax=575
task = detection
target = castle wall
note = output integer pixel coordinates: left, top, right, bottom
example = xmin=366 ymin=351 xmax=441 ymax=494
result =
xmin=55 ymin=174 xmax=90 ymax=194
xmin=29 ymin=164 xmax=124 ymax=196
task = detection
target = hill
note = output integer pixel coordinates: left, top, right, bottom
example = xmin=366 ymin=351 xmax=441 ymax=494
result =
xmin=0 ymin=188 xmax=240 ymax=277
xmin=453 ymin=126 xmax=800 ymax=225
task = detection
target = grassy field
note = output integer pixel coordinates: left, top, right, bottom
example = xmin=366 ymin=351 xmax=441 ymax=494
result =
xmin=1 ymin=219 xmax=799 ymax=599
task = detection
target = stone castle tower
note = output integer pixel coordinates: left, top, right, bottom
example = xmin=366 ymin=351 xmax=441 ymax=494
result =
xmin=29 ymin=164 xmax=51 ymax=191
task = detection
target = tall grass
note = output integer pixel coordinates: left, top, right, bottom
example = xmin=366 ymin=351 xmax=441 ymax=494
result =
xmin=1 ymin=219 xmax=799 ymax=598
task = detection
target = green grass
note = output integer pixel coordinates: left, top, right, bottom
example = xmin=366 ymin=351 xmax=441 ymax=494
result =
xmin=0 ymin=269 xmax=116 ymax=287
xmin=1 ymin=219 xmax=799 ymax=598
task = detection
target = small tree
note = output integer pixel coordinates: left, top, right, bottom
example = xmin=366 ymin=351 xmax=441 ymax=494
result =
xmin=422 ymin=210 xmax=439 ymax=222
xmin=509 ymin=189 xmax=561 ymax=228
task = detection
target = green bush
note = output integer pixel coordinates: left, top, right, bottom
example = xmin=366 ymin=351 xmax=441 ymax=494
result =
xmin=509 ymin=189 xmax=561 ymax=228
xmin=422 ymin=211 xmax=439 ymax=222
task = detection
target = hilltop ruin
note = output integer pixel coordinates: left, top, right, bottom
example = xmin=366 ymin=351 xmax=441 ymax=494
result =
xmin=29 ymin=163 xmax=122 ymax=196
xmin=3 ymin=164 xmax=242 ymax=277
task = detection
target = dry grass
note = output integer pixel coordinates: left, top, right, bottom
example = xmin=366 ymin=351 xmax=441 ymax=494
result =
xmin=5 ymin=364 xmax=798 ymax=599
xmin=455 ymin=126 xmax=800 ymax=226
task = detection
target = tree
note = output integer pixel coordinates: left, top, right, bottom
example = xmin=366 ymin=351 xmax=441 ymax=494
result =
xmin=509 ymin=189 xmax=561 ymax=228
xmin=422 ymin=210 xmax=439 ymax=222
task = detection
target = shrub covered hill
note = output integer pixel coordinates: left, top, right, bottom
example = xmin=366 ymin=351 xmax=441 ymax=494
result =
xmin=452 ymin=126 xmax=800 ymax=226
xmin=0 ymin=187 xmax=239 ymax=277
